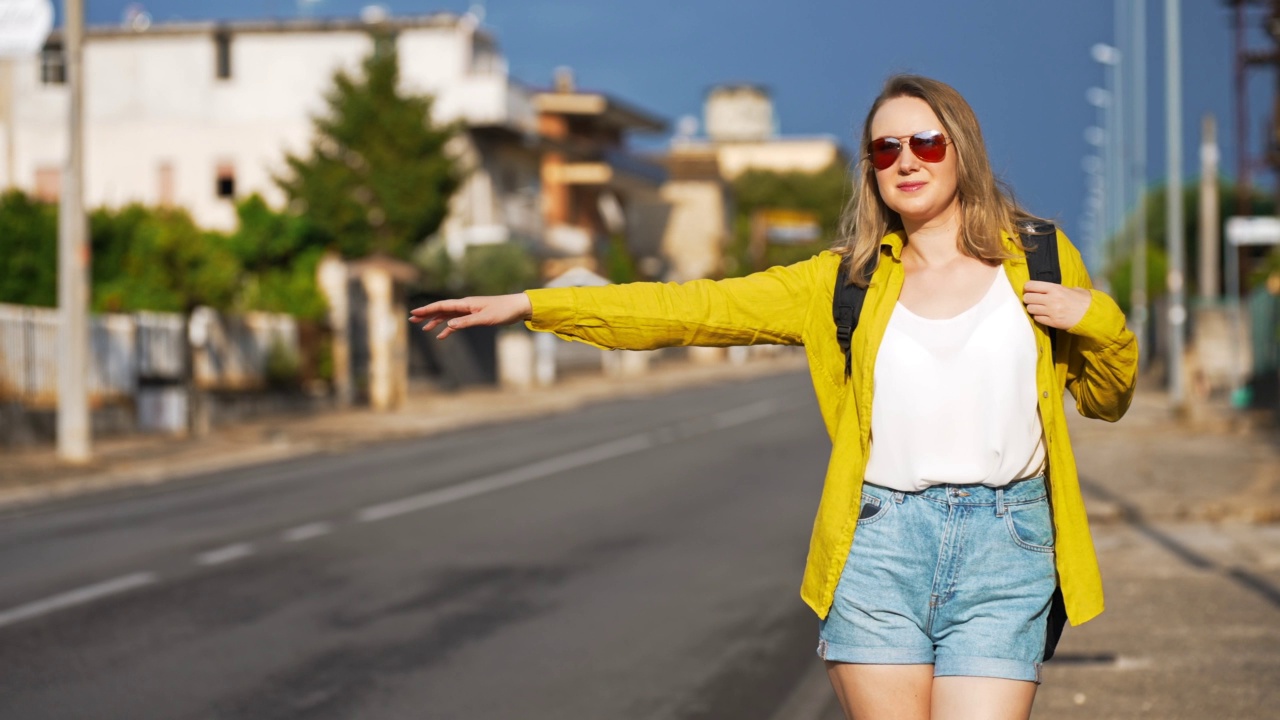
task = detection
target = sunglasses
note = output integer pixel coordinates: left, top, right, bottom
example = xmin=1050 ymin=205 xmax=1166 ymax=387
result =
xmin=867 ymin=130 xmax=951 ymax=171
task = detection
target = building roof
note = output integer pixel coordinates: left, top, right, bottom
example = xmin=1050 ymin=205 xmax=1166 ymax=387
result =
xmin=534 ymin=91 xmax=667 ymax=134
xmin=51 ymin=12 xmax=489 ymax=42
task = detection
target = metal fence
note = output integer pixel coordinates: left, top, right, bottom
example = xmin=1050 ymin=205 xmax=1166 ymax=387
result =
xmin=0 ymin=303 xmax=299 ymax=409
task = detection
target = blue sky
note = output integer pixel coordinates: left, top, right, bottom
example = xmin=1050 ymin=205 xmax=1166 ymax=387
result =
xmin=78 ymin=1 xmax=1268 ymax=255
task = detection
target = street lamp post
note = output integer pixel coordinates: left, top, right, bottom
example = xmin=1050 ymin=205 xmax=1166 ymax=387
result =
xmin=1086 ymin=86 xmax=1111 ymax=280
xmin=1131 ymin=0 xmax=1149 ymax=368
xmin=1165 ymin=0 xmax=1186 ymax=407
xmin=1094 ymin=42 xmax=1123 ymax=292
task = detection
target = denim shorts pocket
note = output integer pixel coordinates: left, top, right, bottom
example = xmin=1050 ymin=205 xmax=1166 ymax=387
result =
xmin=857 ymin=492 xmax=890 ymax=526
xmin=1004 ymin=498 xmax=1055 ymax=552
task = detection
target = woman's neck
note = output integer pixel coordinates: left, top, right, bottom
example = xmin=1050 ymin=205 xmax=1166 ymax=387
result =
xmin=901 ymin=204 xmax=963 ymax=268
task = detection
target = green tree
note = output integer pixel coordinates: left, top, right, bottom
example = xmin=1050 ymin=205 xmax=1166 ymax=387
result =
xmin=0 ymin=190 xmax=58 ymax=306
xmin=226 ymin=194 xmax=329 ymax=321
xmin=90 ymin=204 xmax=240 ymax=313
xmin=728 ymin=162 xmax=850 ymax=276
xmin=276 ymin=42 xmax=460 ymax=260
xmin=1104 ymin=180 xmax=1276 ymax=311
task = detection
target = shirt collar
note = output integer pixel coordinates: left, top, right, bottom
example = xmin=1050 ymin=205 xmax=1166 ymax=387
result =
xmin=881 ymin=228 xmax=1026 ymax=262
xmin=880 ymin=231 xmax=905 ymax=260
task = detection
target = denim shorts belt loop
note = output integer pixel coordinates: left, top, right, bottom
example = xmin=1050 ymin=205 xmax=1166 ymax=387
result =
xmin=818 ymin=474 xmax=1056 ymax=684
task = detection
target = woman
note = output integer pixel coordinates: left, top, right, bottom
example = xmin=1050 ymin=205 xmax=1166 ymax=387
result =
xmin=410 ymin=75 xmax=1137 ymax=720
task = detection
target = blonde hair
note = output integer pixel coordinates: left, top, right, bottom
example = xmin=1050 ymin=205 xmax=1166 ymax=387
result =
xmin=835 ymin=74 xmax=1042 ymax=286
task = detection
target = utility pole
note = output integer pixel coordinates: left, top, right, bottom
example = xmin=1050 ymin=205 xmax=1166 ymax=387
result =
xmin=1199 ymin=115 xmax=1221 ymax=300
xmin=1132 ymin=0 xmax=1149 ymax=367
xmin=1113 ymin=0 xmax=1128 ymax=291
xmin=56 ymin=0 xmax=89 ymax=462
xmin=1165 ymin=0 xmax=1186 ymax=407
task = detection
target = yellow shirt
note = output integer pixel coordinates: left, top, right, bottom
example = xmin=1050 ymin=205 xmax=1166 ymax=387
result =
xmin=525 ymin=229 xmax=1138 ymax=627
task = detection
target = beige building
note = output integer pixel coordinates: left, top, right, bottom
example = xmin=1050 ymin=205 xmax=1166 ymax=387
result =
xmin=534 ymin=68 xmax=670 ymax=281
xmin=658 ymin=147 xmax=731 ymax=282
xmin=656 ymin=84 xmax=846 ymax=282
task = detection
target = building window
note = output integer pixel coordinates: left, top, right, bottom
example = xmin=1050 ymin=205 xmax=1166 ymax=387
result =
xmin=157 ymin=162 xmax=175 ymax=206
xmin=34 ymin=166 xmax=61 ymax=202
xmin=39 ymin=43 xmax=66 ymax=85
xmin=215 ymin=162 xmax=235 ymax=199
xmin=214 ymin=32 xmax=232 ymax=80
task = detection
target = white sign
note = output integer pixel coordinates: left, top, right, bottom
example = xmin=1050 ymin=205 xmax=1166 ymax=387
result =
xmin=0 ymin=0 xmax=52 ymax=58
xmin=1225 ymin=216 xmax=1280 ymax=247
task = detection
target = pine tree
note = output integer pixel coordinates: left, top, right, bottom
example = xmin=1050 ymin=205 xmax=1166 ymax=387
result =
xmin=277 ymin=40 xmax=460 ymax=260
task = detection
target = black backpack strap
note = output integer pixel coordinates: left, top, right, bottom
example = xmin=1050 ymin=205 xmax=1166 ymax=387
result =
xmin=1019 ymin=221 xmax=1069 ymax=662
xmin=1019 ymin=221 xmax=1062 ymax=354
xmin=832 ymin=254 xmax=875 ymax=382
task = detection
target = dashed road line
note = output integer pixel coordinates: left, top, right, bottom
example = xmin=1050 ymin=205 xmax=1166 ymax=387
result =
xmin=282 ymin=522 xmax=333 ymax=543
xmin=356 ymin=399 xmax=794 ymax=524
xmin=196 ymin=543 xmax=255 ymax=566
xmin=0 ymin=572 xmax=158 ymax=630
xmin=0 ymin=397 xmax=796 ymax=632
xmin=357 ymin=434 xmax=654 ymax=523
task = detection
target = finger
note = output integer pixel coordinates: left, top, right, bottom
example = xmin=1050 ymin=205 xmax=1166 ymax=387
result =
xmin=410 ymin=299 xmax=471 ymax=319
xmin=1025 ymin=303 xmax=1048 ymax=316
xmin=421 ymin=317 xmax=450 ymax=332
xmin=1023 ymin=280 xmax=1055 ymax=293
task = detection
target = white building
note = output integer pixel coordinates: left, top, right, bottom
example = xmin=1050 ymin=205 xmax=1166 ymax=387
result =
xmin=691 ymin=84 xmax=846 ymax=180
xmin=0 ymin=13 xmax=542 ymax=256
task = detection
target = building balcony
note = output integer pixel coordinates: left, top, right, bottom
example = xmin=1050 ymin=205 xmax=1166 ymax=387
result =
xmin=434 ymin=75 xmax=538 ymax=135
xmin=545 ymin=149 xmax=667 ymax=192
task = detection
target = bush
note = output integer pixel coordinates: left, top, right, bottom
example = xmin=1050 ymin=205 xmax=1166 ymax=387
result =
xmin=0 ymin=190 xmax=59 ymax=306
xmin=459 ymin=243 xmax=538 ymax=296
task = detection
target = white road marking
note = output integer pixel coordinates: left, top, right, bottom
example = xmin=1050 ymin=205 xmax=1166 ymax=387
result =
xmin=358 ymin=434 xmax=654 ymax=522
xmin=282 ymin=522 xmax=333 ymax=543
xmin=357 ymin=398 xmax=793 ymax=524
xmin=196 ymin=543 xmax=254 ymax=566
xmin=0 ymin=397 xmax=794 ymax=631
xmin=0 ymin=572 xmax=158 ymax=630
xmin=708 ymin=399 xmax=780 ymax=430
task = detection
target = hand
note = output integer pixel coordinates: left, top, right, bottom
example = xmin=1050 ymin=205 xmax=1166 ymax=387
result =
xmin=408 ymin=293 xmax=533 ymax=340
xmin=1022 ymin=281 xmax=1092 ymax=331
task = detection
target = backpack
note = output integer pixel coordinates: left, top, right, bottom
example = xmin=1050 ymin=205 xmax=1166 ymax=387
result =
xmin=831 ymin=220 xmax=1070 ymax=662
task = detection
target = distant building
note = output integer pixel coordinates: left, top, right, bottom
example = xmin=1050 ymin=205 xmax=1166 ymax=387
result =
xmin=655 ymin=84 xmax=846 ymax=281
xmin=695 ymin=84 xmax=846 ymax=179
xmin=658 ymin=146 xmax=731 ymax=282
xmin=704 ymin=84 xmax=774 ymax=143
xmin=0 ymin=13 xmax=542 ymax=259
xmin=534 ymin=67 xmax=669 ymax=281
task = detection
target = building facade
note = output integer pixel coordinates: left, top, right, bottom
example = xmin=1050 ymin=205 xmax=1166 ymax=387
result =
xmin=534 ymin=67 xmax=670 ymax=281
xmin=0 ymin=14 xmax=543 ymax=259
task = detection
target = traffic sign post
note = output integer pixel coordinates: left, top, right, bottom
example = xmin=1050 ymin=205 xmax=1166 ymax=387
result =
xmin=1223 ymin=216 xmax=1280 ymax=406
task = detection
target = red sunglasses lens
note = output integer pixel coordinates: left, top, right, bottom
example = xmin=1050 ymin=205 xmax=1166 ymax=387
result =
xmin=869 ymin=138 xmax=901 ymax=170
xmin=909 ymin=132 xmax=948 ymax=163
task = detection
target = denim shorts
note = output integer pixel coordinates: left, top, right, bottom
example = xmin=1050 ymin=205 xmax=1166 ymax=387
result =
xmin=817 ymin=475 xmax=1057 ymax=684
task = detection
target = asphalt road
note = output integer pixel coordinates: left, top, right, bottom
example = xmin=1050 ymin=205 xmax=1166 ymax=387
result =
xmin=0 ymin=371 xmax=837 ymax=720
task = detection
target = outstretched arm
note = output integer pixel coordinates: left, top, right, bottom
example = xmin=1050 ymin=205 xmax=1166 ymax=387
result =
xmin=410 ymin=253 xmax=829 ymax=351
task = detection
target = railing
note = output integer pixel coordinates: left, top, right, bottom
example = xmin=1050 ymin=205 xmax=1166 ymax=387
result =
xmin=0 ymin=303 xmax=299 ymax=408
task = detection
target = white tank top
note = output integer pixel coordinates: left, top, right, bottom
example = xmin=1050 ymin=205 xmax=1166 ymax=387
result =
xmin=863 ymin=268 xmax=1046 ymax=492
